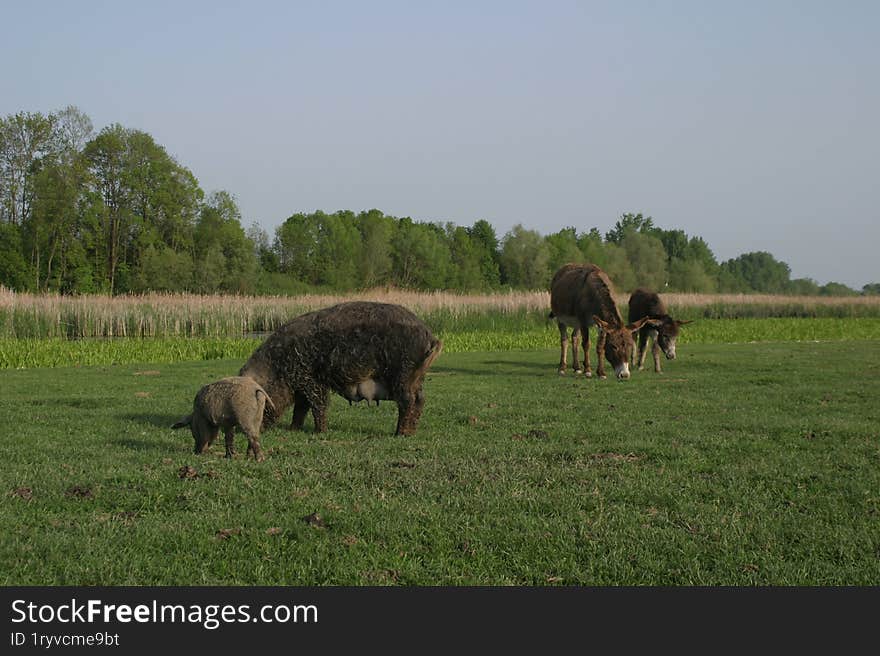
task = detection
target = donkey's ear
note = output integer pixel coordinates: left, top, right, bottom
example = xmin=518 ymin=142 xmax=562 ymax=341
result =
xmin=627 ymin=317 xmax=661 ymax=332
xmin=676 ymin=320 xmax=694 ymax=326
xmin=592 ymin=315 xmax=611 ymax=331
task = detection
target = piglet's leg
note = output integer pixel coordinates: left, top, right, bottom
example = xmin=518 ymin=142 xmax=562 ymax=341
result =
xmin=244 ymin=434 xmax=263 ymax=462
xmin=224 ymin=428 xmax=236 ymax=458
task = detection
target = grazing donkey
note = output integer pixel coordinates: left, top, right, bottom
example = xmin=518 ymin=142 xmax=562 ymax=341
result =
xmin=549 ymin=263 xmax=658 ymax=380
xmin=628 ymin=288 xmax=692 ymax=373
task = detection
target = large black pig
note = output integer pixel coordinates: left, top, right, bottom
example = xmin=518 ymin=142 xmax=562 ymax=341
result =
xmin=239 ymin=301 xmax=442 ymax=435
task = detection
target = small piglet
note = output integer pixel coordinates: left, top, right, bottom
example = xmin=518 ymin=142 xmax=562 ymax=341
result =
xmin=172 ymin=376 xmax=275 ymax=461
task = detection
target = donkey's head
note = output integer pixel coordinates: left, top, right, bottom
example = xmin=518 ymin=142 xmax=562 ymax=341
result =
xmin=593 ymin=315 xmax=663 ymax=379
xmin=654 ymin=317 xmax=693 ymax=361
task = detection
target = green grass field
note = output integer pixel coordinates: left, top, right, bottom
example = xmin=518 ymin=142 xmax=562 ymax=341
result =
xmin=1 ymin=340 xmax=878 ymax=585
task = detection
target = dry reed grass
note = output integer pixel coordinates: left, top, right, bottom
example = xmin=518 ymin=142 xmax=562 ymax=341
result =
xmin=1 ymin=286 xmax=877 ymax=339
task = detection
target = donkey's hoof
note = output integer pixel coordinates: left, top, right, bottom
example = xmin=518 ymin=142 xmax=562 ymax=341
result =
xmin=598 ymin=374 xmax=607 ymax=380
xmin=574 ymin=369 xmax=583 ymax=375
xmin=557 ymin=369 xmax=566 ymax=376
xmin=584 ymin=371 xmax=592 ymax=378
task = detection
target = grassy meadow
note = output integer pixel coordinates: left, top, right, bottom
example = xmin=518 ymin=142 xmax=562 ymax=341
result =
xmin=1 ymin=342 xmax=878 ymax=585
xmin=1 ymin=289 xmax=878 ymax=585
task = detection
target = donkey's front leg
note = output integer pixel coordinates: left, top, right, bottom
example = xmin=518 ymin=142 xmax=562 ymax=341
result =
xmin=595 ymin=328 xmax=607 ymax=379
xmin=581 ymin=325 xmax=592 ymax=378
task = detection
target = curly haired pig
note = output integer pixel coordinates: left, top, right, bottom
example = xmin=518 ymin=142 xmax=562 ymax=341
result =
xmin=172 ymin=376 xmax=276 ymax=461
xmin=239 ymin=301 xmax=442 ymax=436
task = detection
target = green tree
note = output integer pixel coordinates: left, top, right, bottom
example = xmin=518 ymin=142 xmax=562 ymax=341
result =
xmin=668 ymin=258 xmax=717 ymax=292
xmin=605 ymin=212 xmax=655 ymax=245
xmin=392 ymin=218 xmax=451 ymax=289
xmin=313 ymin=211 xmax=361 ymax=289
xmin=133 ymin=244 xmax=194 ymax=292
xmin=275 ymin=212 xmax=320 ymax=284
xmin=622 ymin=230 xmax=667 ymax=290
xmin=0 ymin=111 xmax=57 ymax=226
xmin=600 ymin=242 xmax=637 ymax=292
xmin=0 ymin=222 xmax=29 ymax=289
xmin=83 ymin=124 xmax=130 ymax=293
xmin=27 ymin=160 xmax=85 ymax=290
xmin=862 ymin=283 xmax=880 ymax=296
xmin=467 ymin=219 xmax=501 ymax=288
xmin=656 ymin=228 xmax=689 ymax=265
xmin=194 ymin=191 xmax=257 ymax=293
xmin=788 ymin=278 xmax=821 ymax=295
xmin=246 ymin=222 xmax=279 ymax=273
xmin=545 ymin=227 xmax=584 ymax=272
xmin=356 ymin=209 xmax=393 ymax=287
xmin=499 ymin=224 xmax=551 ymax=289
xmin=684 ymin=236 xmax=719 ymax=277
xmin=83 ymin=124 xmax=204 ymax=293
xmin=575 ymin=228 xmax=605 ymax=267
xmin=720 ymin=251 xmax=791 ymax=293
xmin=30 ymin=108 xmax=94 ymax=292
xmin=446 ymin=224 xmax=485 ymax=290
xmin=819 ymin=282 xmax=857 ymax=297
xmin=124 ymin=130 xmax=201 ymax=253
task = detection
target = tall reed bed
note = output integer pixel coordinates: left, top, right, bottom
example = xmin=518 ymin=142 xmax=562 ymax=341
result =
xmin=1 ymin=287 xmax=879 ymax=339
xmin=663 ymin=293 xmax=880 ymax=319
xmin=0 ymin=288 xmax=551 ymax=339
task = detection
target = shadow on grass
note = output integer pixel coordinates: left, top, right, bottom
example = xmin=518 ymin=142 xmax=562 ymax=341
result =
xmin=27 ymin=397 xmax=106 ymax=409
xmin=484 ymin=359 xmax=552 ymax=371
xmin=432 ymin=361 xmax=551 ymax=377
xmin=123 ymin=412 xmax=184 ymax=429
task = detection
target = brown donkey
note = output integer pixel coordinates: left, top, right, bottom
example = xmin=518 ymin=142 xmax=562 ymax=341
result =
xmin=550 ymin=263 xmax=659 ymax=380
xmin=628 ymin=288 xmax=692 ymax=373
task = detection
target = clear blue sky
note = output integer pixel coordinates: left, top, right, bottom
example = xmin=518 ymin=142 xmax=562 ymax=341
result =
xmin=3 ymin=1 xmax=878 ymax=288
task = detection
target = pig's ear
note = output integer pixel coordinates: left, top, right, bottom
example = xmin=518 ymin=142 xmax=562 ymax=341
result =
xmin=171 ymin=415 xmax=191 ymax=429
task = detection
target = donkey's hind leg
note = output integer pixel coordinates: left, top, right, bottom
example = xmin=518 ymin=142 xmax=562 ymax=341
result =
xmin=557 ymin=322 xmax=569 ymax=375
xmin=571 ymin=327 xmax=583 ymax=374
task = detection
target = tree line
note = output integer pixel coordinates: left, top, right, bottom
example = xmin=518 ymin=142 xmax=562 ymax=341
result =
xmin=1 ymin=107 xmax=874 ymax=296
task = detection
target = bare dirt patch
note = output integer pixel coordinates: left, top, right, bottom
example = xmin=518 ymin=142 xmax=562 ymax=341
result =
xmin=11 ymin=487 xmax=33 ymax=500
xmin=65 ymin=485 xmax=94 ymax=499
xmin=302 ymin=512 xmax=327 ymax=528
